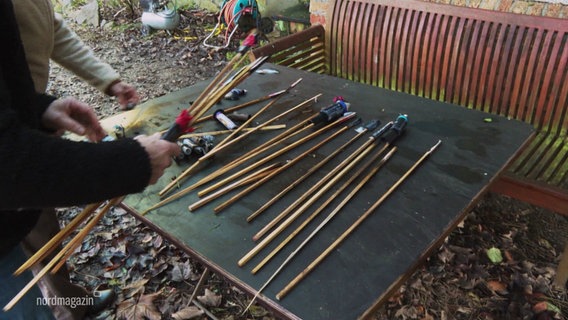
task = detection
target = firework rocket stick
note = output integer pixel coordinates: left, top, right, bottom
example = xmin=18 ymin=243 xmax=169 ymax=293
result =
xmin=195 ymin=90 xmax=287 ymax=123
xmin=247 ymin=119 xmax=380 ymax=222
xmin=199 ymin=89 xmax=314 ymax=162
xmin=241 ymin=147 xmax=397 ymax=313
xmin=251 ymin=147 xmax=397 ymax=274
xmin=213 ymin=114 xmax=358 ymax=214
xmin=188 ymin=162 xmax=283 ymax=211
xmin=276 ymin=140 xmax=441 ymax=300
xmin=249 ymin=119 xmax=399 ymax=242
xmin=14 ymin=202 xmax=99 ymax=275
xmin=145 ymin=118 xmax=315 ymax=214
xmin=206 ymin=79 xmax=302 ymax=153
xmin=4 ymin=198 xmax=122 ymax=311
xmin=158 ymin=57 xmax=269 ymax=197
xmin=240 ymin=143 xmax=386 ymax=266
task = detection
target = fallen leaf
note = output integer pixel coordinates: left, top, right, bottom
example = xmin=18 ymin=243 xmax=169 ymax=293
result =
xmin=197 ymin=288 xmax=221 ymax=307
xmin=438 ymin=247 xmax=455 ymax=264
xmin=486 ymin=247 xmax=503 ymax=264
xmin=170 ymin=261 xmax=192 ymax=282
xmin=171 ymin=306 xmax=204 ymax=320
xmin=422 ymin=311 xmax=435 ymax=320
xmin=153 ymin=235 xmax=163 ymax=248
xmin=467 ymin=292 xmax=480 ymax=303
xmin=533 ymin=301 xmax=548 ymax=314
xmin=122 ymin=278 xmax=149 ymax=298
xmin=504 ymin=250 xmax=514 ymax=262
xmin=248 ymin=304 xmax=268 ymax=317
xmin=95 ymin=231 xmax=114 ymax=240
xmin=487 ymin=280 xmax=508 ymax=295
xmin=116 ymin=292 xmax=161 ymax=320
xmin=410 ymin=279 xmax=426 ymax=291
xmin=456 ymin=306 xmax=471 ymax=314
xmin=141 ymin=233 xmax=154 ymax=243
xmin=395 ymin=305 xmax=421 ymax=319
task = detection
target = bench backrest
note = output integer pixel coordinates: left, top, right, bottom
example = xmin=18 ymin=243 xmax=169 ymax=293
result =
xmin=253 ymin=25 xmax=327 ymax=73
xmin=326 ymin=0 xmax=568 ymax=134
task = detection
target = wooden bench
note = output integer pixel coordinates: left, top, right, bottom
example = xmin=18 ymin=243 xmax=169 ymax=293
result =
xmin=250 ymin=0 xmax=568 ymax=216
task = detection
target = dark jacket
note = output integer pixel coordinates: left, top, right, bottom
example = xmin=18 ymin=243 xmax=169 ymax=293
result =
xmin=0 ymin=0 xmax=152 ymax=256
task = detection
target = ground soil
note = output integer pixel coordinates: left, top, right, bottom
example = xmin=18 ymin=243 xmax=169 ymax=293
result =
xmin=49 ymin=7 xmax=568 ymax=320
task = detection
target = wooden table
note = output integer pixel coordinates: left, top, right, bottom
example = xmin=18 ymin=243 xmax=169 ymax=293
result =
xmin=105 ymin=64 xmax=534 ymax=319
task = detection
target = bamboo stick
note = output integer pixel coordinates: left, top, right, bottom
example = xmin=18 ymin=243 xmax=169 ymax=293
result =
xmin=197 ymin=55 xmax=263 ymax=111
xmin=4 ymin=247 xmax=70 ymax=311
xmin=250 ymin=138 xmax=376 ymax=242
xmin=241 ymin=148 xmax=397 ymax=313
xmin=178 ymin=125 xmax=286 ymax=139
xmin=249 ymin=120 xmax=394 ymax=241
xmin=222 ymin=117 xmax=314 ymax=169
xmin=188 ymin=163 xmax=282 ymax=212
xmin=239 ymin=143 xmax=386 ymax=266
xmin=190 ymin=54 xmax=245 ymax=110
xmin=206 ymin=79 xmax=301 ymax=154
xmin=160 ymin=93 xmax=317 ymax=199
xmin=251 ymin=147 xmax=397 ymax=274
xmin=146 ymin=118 xmax=314 ymax=214
xmin=247 ymin=121 xmax=375 ymax=222
xmin=148 ymin=129 xmax=285 ymax=214
xmin=204 ymin=53 xmax=249 ymax=97
xmin=50 ymin=198 xmax=122 ymax=273
xmin=188 ymin=268 xmax=210 ymax=304
xmin=14 ymin=202 xmax=99 ymax=276
xmin=276 ymin=140 xmax=442 ymax=300
xmin=195 ymin=90 xmax=286 ymax=123
xmin=3 ymin=198 xmax=122 ymax=311
xmin=198 ymin=103 xmax=351 ymax=198
xmin=187 ymin=56 xmax=268 ymax=126
xmin=190 ymin=57 xmax=269 ymax=122
xmin=199 ymin=90 xmax=316 ymax=162
xmin=209 ymin=122 xmax=313 ymax=182
xmin=214 ymin=114 xmax=356 ymax=214
xmin=158 ymin=57 xmax=269 ymax=198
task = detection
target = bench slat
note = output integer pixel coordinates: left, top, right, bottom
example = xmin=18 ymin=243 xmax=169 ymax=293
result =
xmin=327 ymin=0 xmax=568 ymax=127
xmin=251 ymin=0 xmax=568 ymax=214
xmin=538 ymin=137 xmax=568 ymax=186
xmin=491 ymin=24 xmax=515 ymax=116
xmin=249 ymin=25 xmax=326 ymax=73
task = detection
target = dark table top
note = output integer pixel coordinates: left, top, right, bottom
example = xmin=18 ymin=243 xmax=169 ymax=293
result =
xmin=111 ymin=64 xmax=534 ymax=319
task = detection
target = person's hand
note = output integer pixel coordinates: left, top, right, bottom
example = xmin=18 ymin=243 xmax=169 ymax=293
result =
xmin=107 ymin=81 xmax=140 ymax=110
xmin=42 ymin=97 xmax=107 ymax=142
xmin=135 ymin=133 xmax=181 ymax=185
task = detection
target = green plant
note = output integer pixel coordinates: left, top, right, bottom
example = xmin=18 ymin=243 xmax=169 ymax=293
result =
xmin=101 ymin=0 xmax=138 ymax=11
xmin=176 ymin=0 xmax=199 ymax=10
xmin=225 ymin=51 xmax=237 ymax=60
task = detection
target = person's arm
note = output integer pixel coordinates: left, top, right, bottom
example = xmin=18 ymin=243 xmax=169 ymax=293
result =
xmin=0 ymin=100 xmax=153 ymax=209
xmin=50 ymin=13 xmax=118 ymax=93
xmin=0 ymin=0 xmax=179 ymax=211
xmin=50 ymin=13 xmax=139 ymax=107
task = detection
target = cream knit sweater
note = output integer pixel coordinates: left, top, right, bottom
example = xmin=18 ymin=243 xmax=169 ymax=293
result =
xmin=13 ymin=0 xmax=120 ymax=93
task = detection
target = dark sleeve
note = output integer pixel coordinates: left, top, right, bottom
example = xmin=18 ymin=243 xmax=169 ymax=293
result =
xmin=0 ymin=0 xmax=153 ymax=210
xmin=0 ymin=113 xmax=152 ymax=209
